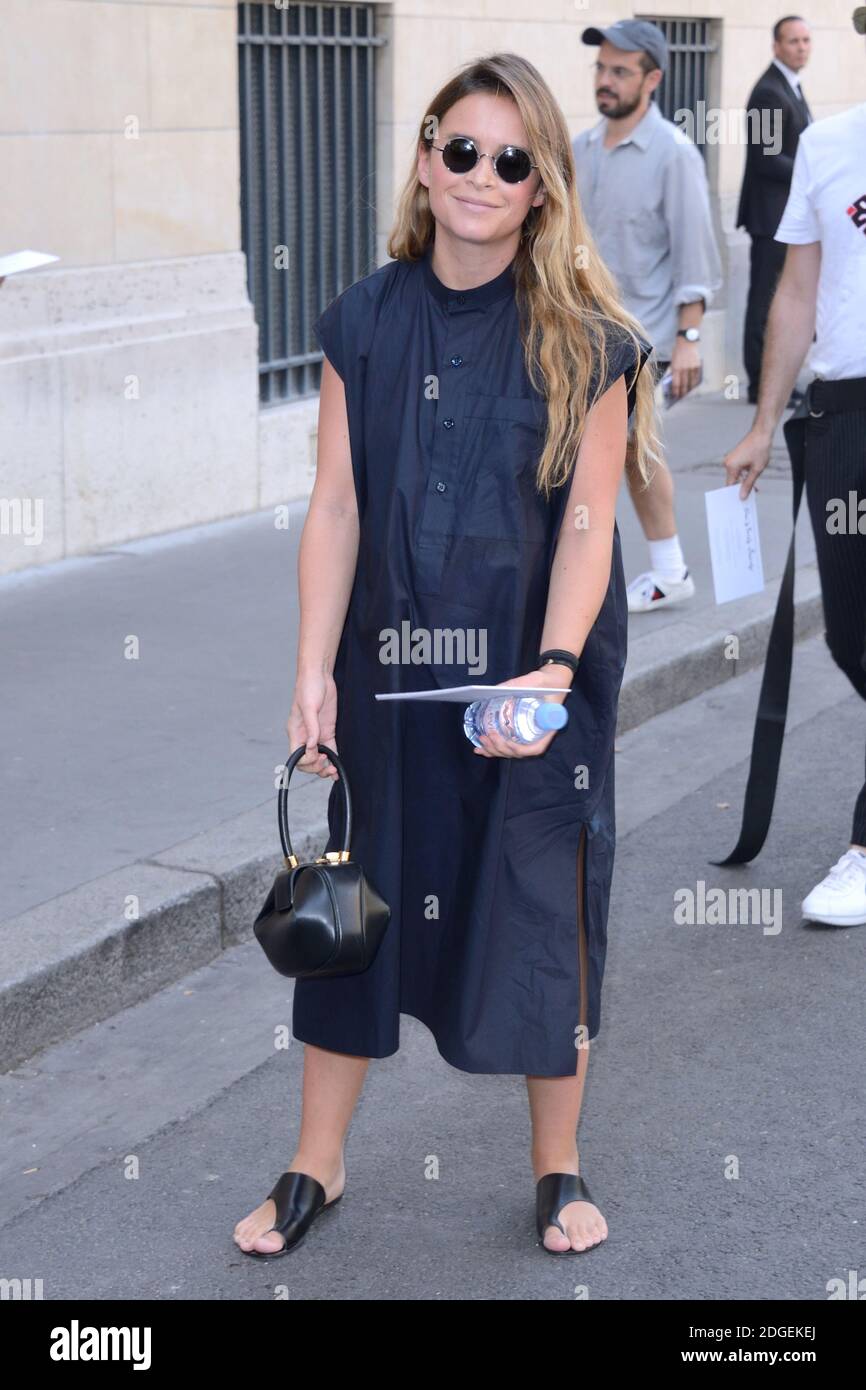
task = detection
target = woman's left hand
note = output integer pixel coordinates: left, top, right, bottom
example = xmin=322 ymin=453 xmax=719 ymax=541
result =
xmin=472 ymin=666 xmax=571 ymax=759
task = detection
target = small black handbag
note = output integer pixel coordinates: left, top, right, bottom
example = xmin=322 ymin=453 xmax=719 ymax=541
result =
xmin=253 ymin=743 xmax=391 ymax=979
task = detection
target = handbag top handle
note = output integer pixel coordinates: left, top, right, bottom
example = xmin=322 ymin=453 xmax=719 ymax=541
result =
xmin=278 ymin=743 xmax=352 ymax=868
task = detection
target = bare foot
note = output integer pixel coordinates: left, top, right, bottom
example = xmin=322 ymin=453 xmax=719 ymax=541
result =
xmin=233 ymin=1155 xmax=346 ymax=1255
xmin=534 ymin=1153 xmax=608 ymax=1253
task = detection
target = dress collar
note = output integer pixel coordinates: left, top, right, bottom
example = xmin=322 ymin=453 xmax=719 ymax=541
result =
xmin=421 ymin=241 xmax=516 ymax=310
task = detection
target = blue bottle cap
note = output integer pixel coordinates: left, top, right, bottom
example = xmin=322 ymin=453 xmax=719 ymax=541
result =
xmin=535 ymin=702 xmax=568 ymax=731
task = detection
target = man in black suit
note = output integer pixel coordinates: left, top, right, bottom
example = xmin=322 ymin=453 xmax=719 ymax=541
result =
xmin=736 ymin=15 xmax=812 ymax=404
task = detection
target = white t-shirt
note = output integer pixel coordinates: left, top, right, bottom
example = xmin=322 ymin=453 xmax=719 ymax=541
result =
xmin=775 ymin=102 xmax=866 ymax=379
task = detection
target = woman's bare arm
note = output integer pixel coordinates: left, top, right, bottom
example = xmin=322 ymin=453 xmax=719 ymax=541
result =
xmin=471 ymin=375 xmax=629 ymax=761
xmin=289 ymin=355 xmax=360 ymax=775
xmin=297 ymin=356 xmax=360 ymax=676
xmin=540 ymin=373 xmax=629 ymax=661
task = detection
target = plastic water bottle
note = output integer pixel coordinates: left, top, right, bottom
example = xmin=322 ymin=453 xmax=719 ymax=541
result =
xmin=463 ymin=694 xmax=568 ymax=747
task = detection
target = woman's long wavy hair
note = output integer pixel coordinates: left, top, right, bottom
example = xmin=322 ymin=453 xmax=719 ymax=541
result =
xmin=386 ymin=52 xmax=662 ymax=499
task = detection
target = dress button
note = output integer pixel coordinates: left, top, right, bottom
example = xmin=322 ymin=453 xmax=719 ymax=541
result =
xmin=457 ymin=294 xmax=466 ymax=304
xmin=436 ymin=481 xmax=447 ymax=493
xmin=442 ymin=418 xmax=455 ymax=429
xmin=450 ymin=355 xmax=463 ymax=367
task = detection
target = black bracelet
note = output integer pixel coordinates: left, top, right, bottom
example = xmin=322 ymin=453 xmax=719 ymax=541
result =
xmin=538 ymin=648 xmax=580 ymax=678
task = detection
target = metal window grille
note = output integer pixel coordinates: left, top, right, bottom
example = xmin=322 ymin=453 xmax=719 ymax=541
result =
xmin=638 ymin=16 xmax=717 ymax=159
xmin=237 ymin=3 xmax=386 ymax=403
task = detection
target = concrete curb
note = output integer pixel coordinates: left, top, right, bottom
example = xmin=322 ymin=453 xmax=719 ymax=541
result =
xmin=617 ymin=563 xmax=823 ymax=733
xmin=0 ymin=777 xmax=331 ymax=1073
xmin=1 ymin=569 xmax=826 ymax=1073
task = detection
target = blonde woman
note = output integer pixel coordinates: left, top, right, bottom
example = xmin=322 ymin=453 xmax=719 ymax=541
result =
xmin=234 ymin=52 xmax=660 ymax=1261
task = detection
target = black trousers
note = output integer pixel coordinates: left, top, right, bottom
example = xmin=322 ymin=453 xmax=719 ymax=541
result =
xmin=743 ymin=235 xmax=787 ymax=401
xmin=804 ymin=408 xmax=866 ymax=843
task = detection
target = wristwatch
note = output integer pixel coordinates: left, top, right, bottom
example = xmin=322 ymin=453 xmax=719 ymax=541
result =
xmin=677 ymin=327 xmax=701 ymax=342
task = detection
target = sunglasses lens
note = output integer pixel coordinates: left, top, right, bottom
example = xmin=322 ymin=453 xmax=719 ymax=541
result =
xmin=495 ymin=147 xmax=532 ymax=183
xmin=441 ymin=138 xmax=478 ymax=174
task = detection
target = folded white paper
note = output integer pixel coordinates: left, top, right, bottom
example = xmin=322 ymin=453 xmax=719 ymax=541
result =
xmin=0 ymin=250 xmax=59 ymax=277
xmin=375 ymin=683 xmax=570 ymax=704
xmin=704 ymin=483 xmax=764 ymax=604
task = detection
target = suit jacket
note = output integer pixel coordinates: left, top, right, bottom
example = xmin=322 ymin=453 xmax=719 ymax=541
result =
xmin=736 ymin=63 xmax=812 ymax=237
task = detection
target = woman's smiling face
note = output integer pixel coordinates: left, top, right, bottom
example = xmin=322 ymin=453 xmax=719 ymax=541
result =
xmin=418 ymin=92 xmax=545 ymax=246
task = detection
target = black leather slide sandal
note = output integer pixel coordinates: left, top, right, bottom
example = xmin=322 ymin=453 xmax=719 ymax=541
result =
xmin=535 ymin=1172 xmax=602 ymax=1257
xmin=241 ymin=1170 xmax=344 ymax=1260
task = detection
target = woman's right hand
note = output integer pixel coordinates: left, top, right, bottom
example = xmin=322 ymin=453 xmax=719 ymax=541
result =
xmin=287 ymin=670 xmax=339 ymax=779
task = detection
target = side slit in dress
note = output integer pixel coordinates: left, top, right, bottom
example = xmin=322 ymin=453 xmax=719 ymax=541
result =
xmin=575 ymin=821 xmax=589 ymax=1072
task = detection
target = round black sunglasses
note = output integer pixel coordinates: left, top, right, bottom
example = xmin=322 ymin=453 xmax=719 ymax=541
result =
xmin=430 ymin=136 xmax=539 ymax=185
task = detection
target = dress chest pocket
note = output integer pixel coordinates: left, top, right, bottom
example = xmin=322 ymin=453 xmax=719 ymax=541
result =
xmin=458 ymin=393 xmax=549 ymax=541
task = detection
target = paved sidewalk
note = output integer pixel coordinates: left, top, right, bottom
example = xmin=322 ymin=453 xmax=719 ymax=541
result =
xmin=0 ymin=388 xmax=824 ymax=1069
xmin=618 ymin=389 xmax=819 ymax=728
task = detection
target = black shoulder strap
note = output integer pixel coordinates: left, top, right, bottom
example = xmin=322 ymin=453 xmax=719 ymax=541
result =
xmin=710 ymin=406 xmax=808 ymax=865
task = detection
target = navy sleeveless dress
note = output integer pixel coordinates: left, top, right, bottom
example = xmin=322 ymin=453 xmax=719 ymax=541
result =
xmin=292 ymin=243 xmax=651 ymax=1076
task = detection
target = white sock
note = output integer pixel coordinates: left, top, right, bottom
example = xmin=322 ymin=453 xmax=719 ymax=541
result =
xmin=648 ymin=535 xmax=687 ymax=584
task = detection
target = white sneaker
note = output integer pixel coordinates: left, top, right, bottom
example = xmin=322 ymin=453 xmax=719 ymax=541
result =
xmin=801 ymin=850 xmax=866 ymax=926
xmin=626 ymin=568 xmax=696 ymax=613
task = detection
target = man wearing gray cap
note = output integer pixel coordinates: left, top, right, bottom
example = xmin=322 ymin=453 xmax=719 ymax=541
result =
xmin=718 ymin=7 xmax=866 ymax=925
xmin=572 ymin=19 xmax=722 ymax=614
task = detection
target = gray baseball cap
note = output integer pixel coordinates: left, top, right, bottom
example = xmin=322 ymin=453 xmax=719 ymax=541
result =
xmin=581 ymin=18 xmax=668 ymax=73
xmin=854 ymin=6 xmax=866 ymax=35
